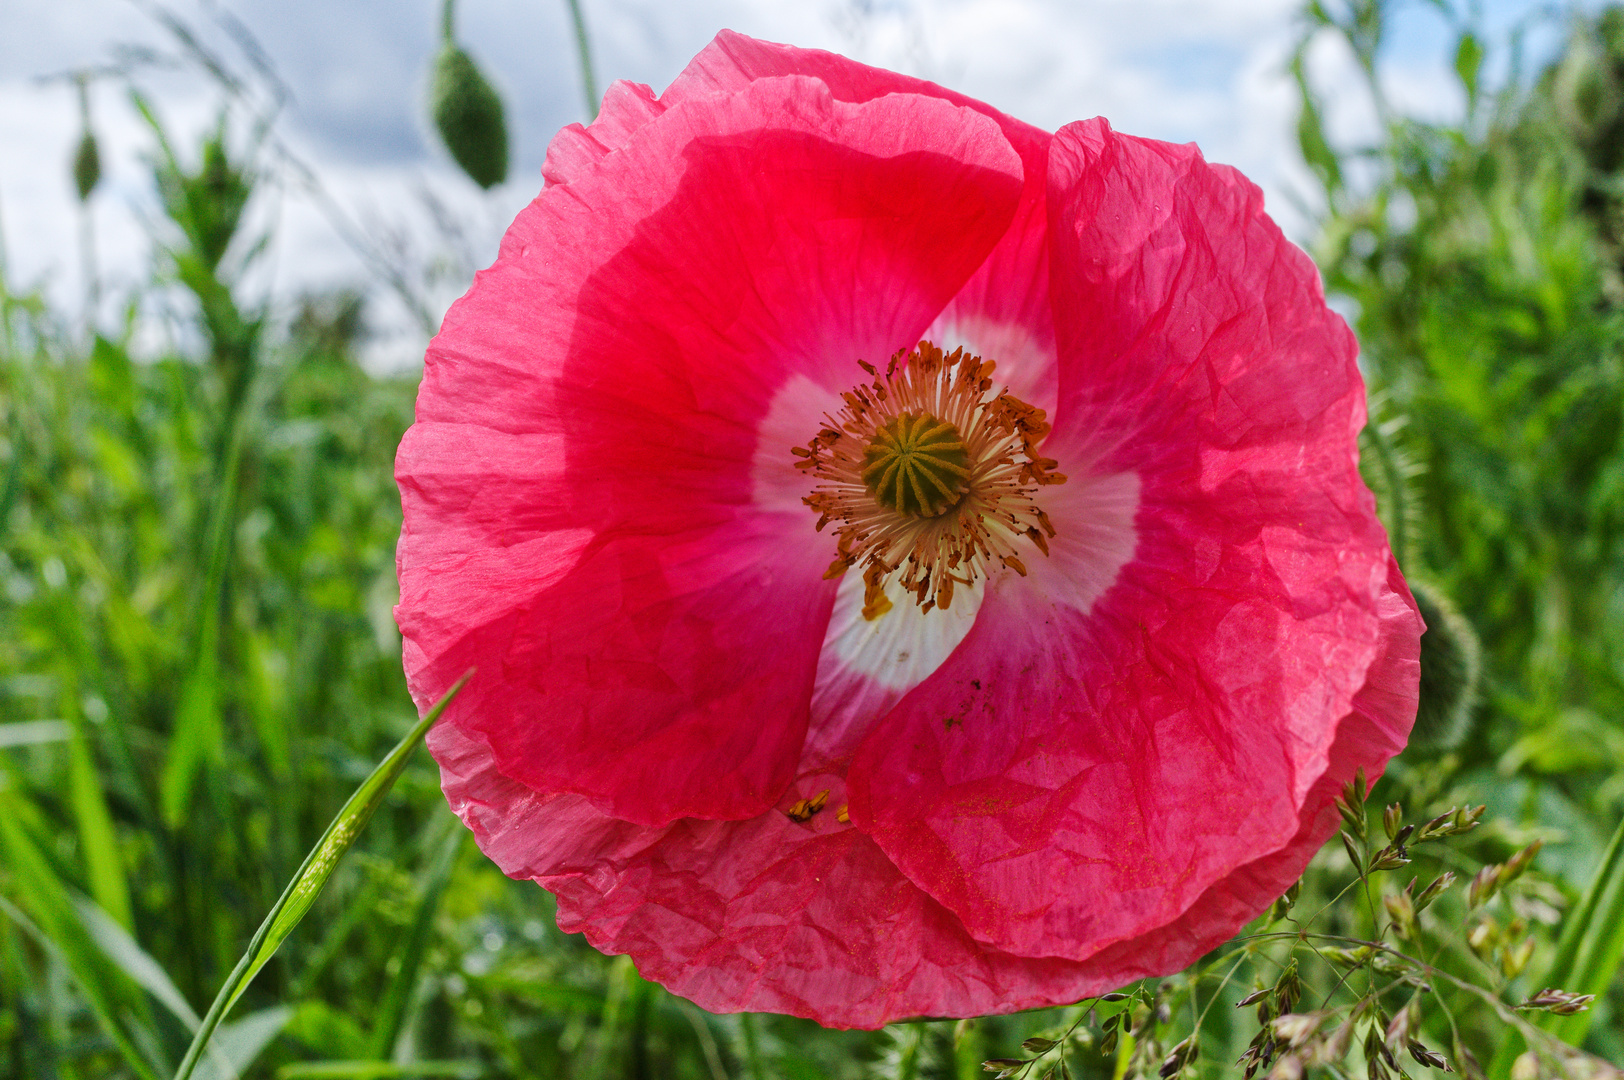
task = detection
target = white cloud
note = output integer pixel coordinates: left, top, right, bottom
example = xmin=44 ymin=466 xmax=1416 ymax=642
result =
xmin=0 ymin=0 xmax=1564 ymax=367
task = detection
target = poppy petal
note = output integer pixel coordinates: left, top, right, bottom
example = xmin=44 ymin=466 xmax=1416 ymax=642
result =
xmin=846 ymin=120 xmax=1416 ymax=959
xmin=400 ymin=74 xmax=1025 ymax=827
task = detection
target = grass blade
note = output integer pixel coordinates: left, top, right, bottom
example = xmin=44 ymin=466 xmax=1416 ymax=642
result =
xmin=0 ymin=719 xmax=72 ymax=746
xmin=73 ymin=895 xmax=200 ymax=1028
xmin=275 ymin=1063 xmax=481 ymax=1079
xmin=0 ymin=794 xmax=162 ymax=1080
xmin=74 ymin=895 xmax=254 ymax=1079
xmin=1546 ymin=813 xmax=1624 ymax=1047
xmin=193 ymin=1006 xmax=295 ymax=1080
xmin=160 ymin=403 xmax=247 ymax=826
xmin=1488 ymin=813 xmax=1624 ymax=1075
xmin=369 ymin=817 xmax=464 ymax=1059
xmin=67 ymin=689 xmax=133 ymax=930
xmin=171 ymin=671 xmax=472 ymax=1080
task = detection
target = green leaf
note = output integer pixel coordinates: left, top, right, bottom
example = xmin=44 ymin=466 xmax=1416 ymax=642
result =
xmin=588 ymin=953 xmax=641 ymax=1080
xmin=275 ymin=1063 xmax=481 ymax=1079
xmin=67 ymin=690 xmax=133 ymax=930
xmin=160 ymin=651 xmax=223 ymax=824
xmin=1455 ymin=31 xmax=1484 ymax=108
xmin=0 ymin=793 xmax=162 ymax=1080
xmin=0 ymin=720 xmax=71 ymax=747
xmin=171 ymin=671 xmax=471 ymax=1080
xmin=369 ymin=818 xmax=464 ymax=1059
xmin=1291 ymin=54 xmax=1343 ymax=194
xmin=1546 ymin=813 xmax=1624 ymax=1047
xmin=160 ymin=402 xmax=245 ymax=826
xmin=75 ymin=897 xmax=277 ymax=1080
xmin=193 ymin=1007 xmax=295 ymax=1080
xmin=73 ymin=895 xmax=199 ymax=1029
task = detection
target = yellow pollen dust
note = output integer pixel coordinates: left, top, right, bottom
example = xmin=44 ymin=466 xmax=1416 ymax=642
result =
xmin=792 ymin=340 xmax=1066 ymax=616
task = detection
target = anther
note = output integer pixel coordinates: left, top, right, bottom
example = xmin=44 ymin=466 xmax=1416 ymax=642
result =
xmin=793 ymin=341 xmax=1065 ymax=612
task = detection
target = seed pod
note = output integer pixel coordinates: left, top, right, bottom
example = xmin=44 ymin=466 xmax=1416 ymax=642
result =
xmin=1159 ymin=1035 xmax=1198 ymax=1078
xmin=1517 ymin=987 xmax=1596 ymax=1015
xmin=430 ymin=24 xmax=509 ymax=189
xmin=1408 ymin=579 xmax=1481 ymax=751
xmin=73 ymin=129 xmax=101 ymax=202
xmin=1501 ymin=839 xmax=1544 ymax=885
xmin=1274 ymin=959 xmax=1302 ymax=1015
xmin=1369 ymin=843 xmax=1411 ymax=872
xmin=1268 ymin=1055 xmax=1304 ymax=1080
xmin=1383 ymin=890 xmax=1417 ymax=940
xmin=1414 ymin=871 xmax=1456 ymax=912
xmin=1468 ymin=864 xmax=1501 ymax=909
xmin=71 ymin=77 xmax=101 ymax=203
xmin=1383 ymin=802 xmax=1403 ymax=841
xmin=1236 ymin=987 xmax=1271 ymax=1009
xmin=1272 ymin=1013 xmax=1324 ymax=1047
xmin=1341 ymin=830 xmax=1365 ymax=872
xmin=1407 ymin=1040 xmax=1450 ymax=1071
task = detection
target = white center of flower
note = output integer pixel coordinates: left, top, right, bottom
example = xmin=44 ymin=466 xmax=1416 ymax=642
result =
xmin=794 ymin=340 xmax=1065 ymax=615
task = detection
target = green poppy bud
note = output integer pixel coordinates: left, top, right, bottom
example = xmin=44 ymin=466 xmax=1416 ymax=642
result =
xmin=73 ymin=129 xmax=101 ymax=202
xmin=1408 ymin=579 xmax=1481 ymax=751
xmin=431 ymin=40 xmax=509 ymax=190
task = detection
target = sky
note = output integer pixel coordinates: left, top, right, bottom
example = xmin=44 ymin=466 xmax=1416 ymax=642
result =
xmin=0 ymin=0 xmax=1580 ymax=368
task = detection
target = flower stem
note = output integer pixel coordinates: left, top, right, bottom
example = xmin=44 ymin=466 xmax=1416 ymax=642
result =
xmin=561 ymin=0 xmax=599 ymax=118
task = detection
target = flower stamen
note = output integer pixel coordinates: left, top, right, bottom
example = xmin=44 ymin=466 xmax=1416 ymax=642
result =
xmin=793 ymin=341 xmax=1066 ymax=614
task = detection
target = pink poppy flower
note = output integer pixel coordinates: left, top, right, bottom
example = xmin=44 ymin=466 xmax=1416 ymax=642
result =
xmin=395 ymin=31 xmax=1422 ymax=1029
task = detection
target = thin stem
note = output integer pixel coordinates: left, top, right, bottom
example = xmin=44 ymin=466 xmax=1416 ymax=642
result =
xmin=1192 ymin=954 xmax=1249 ymax=1032
xmin=562 ymin=0 xmax=599 ymax=118
xmin=740 ymin=1013 xmax=766 ymax=1080
xmin=75 ymin=76 xmax=100 ymax=335
xmin=77 ymin=204 xmax=99 ymax=336
xmin=0 ymin=172 xmax=9 ymax=287
xmin=1298 ymin=872 xmax=1368 ymax=929
xmin=1244 ymin=931 xmax=1578 ymax=1052
xmin=441 ymin=0 xmax=456 ymax=42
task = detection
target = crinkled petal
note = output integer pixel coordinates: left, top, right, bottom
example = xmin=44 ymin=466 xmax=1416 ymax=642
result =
xmin=1055 ymin=556 xmax=1420 ymax=971
xmin=672 ymin=33 xmax=1062 ymax=768
xmin=543 ymin=29 xmax=1048 ymax=190
xmin=675 ymin=33 xmax=1059 ymax=409
xmin=847 ymin=119 xmax=1416 ymax=959
xmin=399 ymin=74 xmax=1024 ymax=826
xmin=544 ymin=33 xmax=1061 ymax=779
xmin=432 ymin=721 xmax=1127 ymax=1028
xmin=430 ymin=567 xmax=1411 ymax=1030
xmin=542 ymin=79 xmax=667 ymax=188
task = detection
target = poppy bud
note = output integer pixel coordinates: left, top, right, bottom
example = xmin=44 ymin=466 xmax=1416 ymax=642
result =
xmin=71 ymin=77 xmax=101 ymax=203
xmin=430 ymin=1 xmax=509 ymax=190
xmin=73 ymin=130 xmax=101 ymax=202
xmin=1408 ymin=579 xmax=1481 ymax=751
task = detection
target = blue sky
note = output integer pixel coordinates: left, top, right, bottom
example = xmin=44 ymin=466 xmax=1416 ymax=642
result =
xmin=0 ymin=0 xmax=1589 ymax=366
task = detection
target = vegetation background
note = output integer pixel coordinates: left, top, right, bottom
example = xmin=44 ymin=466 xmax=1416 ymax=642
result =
xmin=2 ymin=0 xmax=1622 ymax=1077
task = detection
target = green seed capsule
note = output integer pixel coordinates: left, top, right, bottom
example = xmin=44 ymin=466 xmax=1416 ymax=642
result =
xmin=431 ymin=42 xmax=509 ymax=190
xmin=73 ymin=129 xmax=100 ymax=202
xmin=1408 ymin=579 xmax=1481 ymax=751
